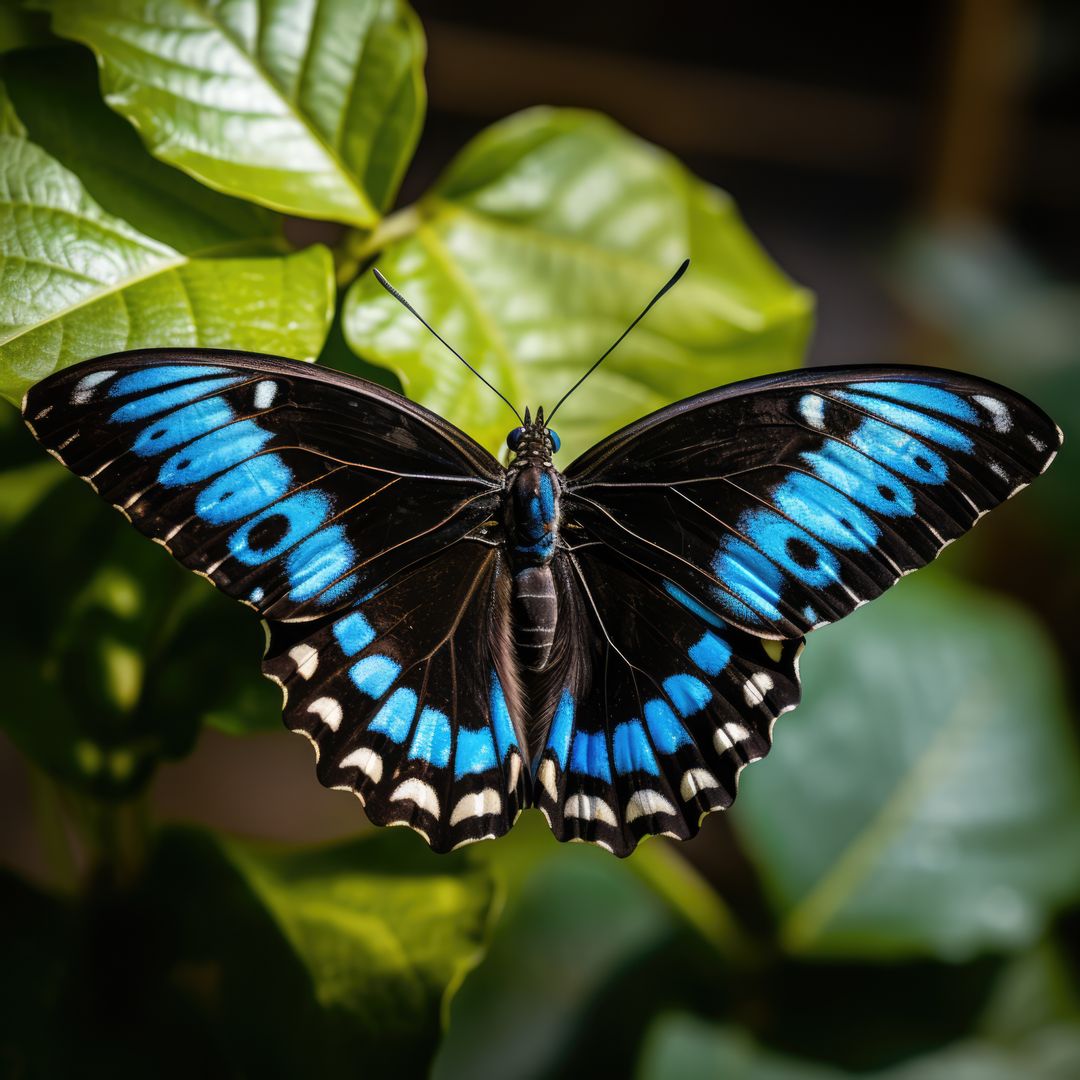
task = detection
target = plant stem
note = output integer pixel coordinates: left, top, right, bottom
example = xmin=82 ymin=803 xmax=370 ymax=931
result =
xmin=335 ymin=203 xmax=422 ymax=288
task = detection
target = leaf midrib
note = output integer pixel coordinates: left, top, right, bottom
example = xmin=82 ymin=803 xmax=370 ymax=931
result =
xmin=425 ymin=196 xmax=810 ymax=330
xmin=780 ymin=691 xmax=993 ymax=952
xmin=98 ymin=0 xmax=378 ymax=222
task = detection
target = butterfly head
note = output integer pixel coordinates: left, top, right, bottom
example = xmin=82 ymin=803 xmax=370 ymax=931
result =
xmin=507 ymin=406 xmax=560 ymax=465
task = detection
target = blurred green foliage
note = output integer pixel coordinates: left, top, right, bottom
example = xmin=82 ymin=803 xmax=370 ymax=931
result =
xmin=0 ymin=1 xmax=1077 ymax=1077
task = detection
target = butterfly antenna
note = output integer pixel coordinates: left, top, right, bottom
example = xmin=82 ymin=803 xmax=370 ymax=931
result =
xmin=546 ymin=259 xmax=690 ymax=425
xmin=372 ymin=268 xmax=524 ymax=424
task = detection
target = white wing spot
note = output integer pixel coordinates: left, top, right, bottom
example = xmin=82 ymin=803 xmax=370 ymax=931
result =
xmin=390 ymin=778 xmax=440 ymax=819
xmin=72 ymin=369 xmax=115 ymax=404
xmin=339 ymin=745 xmax=382 ymax=781
xmin=973 ymin=395 xmax=1012 ymax=432
xmin=625 ymin=789 xmax=677 ymax=823
xmin=799 ymin=394 xmax=826 ymax=429
xmin=307 ymin=696 xmax=343 ymax=733
xmin=507 ymin=752 xmax=521 ymax=794
xmin=449 ymin=789 xmax=502 ymax=825
xmin=254 ymin=380 xmax=278 ymax=410
xmin=989 ymin=461 xmax=1009 ymax=481
xmin=288 ymin=644 xmax=319 ymax=680
xmin=564 ymin=793 xmax=617 ymax=826
xmin=538 ymin=758 xmax=558 ymax=802
xmin=742 ymin=671 xmax=774 ymax=707
xmin=715 ymin=722 xmax=752 ymax=752
xmin=680 ymin=768 xmax=721 ymax=801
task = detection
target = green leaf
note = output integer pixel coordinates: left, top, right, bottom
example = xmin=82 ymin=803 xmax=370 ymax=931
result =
xmin=0 ymin=4 xmax=53 ymax=53
xmin=636 ymin=1013 xmax=1080 ymax=1080
xmin=343 ymin=108 xmax=813 ymax=459
xmin=0 ymin=113 xmax=334 ymax=403
xmin=0 ymin=75 xmax=25 ymax=136
xmin=0 ymin=827 xmax=498 ymax=1076
xmin=732 ymin=572 xmax=1080 ymax=960
xmin=1 ymin=46 xmax=280 ymax=254
xmin=39 ymin=0 xmax=426 ymax=226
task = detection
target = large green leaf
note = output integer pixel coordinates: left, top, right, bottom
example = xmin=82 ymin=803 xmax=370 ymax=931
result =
xmin=2 ymin=46 xmax=280 ymax=255
xmin=0 ymin=827 xmax=498 ymax=1076
xmin=0 ymin=101 xmax=334 ymax=403
xmin=732 ymin=572 xmax=1080 ymax=959
xmin=343 ymin=108 xmax=813 ymax=459
xmin=40 ymin=0 xmax=426 ymax=226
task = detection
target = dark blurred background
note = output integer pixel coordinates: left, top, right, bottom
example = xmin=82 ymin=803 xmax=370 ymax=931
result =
xmin=2 ymin=3 xmax=1079 ymax=1074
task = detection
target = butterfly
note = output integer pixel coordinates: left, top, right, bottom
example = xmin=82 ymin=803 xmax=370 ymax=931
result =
xmin=20 ymin=266 xmax=1062 ymax=856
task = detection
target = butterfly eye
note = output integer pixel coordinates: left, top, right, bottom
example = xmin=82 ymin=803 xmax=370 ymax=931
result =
xmin=548 ymin=429 xmax=561 ymax=453
xmin=506 ymin=427 xmax=525 ymax=452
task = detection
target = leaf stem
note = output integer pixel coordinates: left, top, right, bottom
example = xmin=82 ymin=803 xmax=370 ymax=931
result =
xmin=335 ymin=204 xmax=422 ymax=288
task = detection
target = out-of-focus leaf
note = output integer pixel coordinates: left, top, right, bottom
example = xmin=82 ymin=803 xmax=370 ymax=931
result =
xmin=435 ymin=814 xmax=734 ymax=1080
xmin=638 ymin=1016 xmax=842 ymax=1080
xmin=0 ymin=120 xmax=334 ymax=401
xmin=343 ymin=108 xmax=813 ymax=459
xmin=2 ymin=46 xmax=280 ymax=254
xmin=0 ymin=4 xmax=52 ymax=52
xmin=979 ymin=940 xmax=1080 ymax=1044
xmin=0 ymin=428 xmax=280 ymax=795
xmin=39 ymin=0 xmax=426 ymax=226
xmin=0 ymin=75 xmax=24 ymax=135
xmin=0 ymin=827 xmax=498 ymax=1076
xmin=636 ymin=1013 xmax=1080 ymax=1080
xmin=733 ymin=572 xmax=1080 ymax=960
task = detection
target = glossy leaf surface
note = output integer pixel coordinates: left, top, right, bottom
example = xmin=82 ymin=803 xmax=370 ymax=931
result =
xmin=344 ymin=108 xmax=813 ymax=459
xmin=0 ymin=93 xmax=334 ymax=402
xmin=40 ymin=0 xmax=426 ymax=225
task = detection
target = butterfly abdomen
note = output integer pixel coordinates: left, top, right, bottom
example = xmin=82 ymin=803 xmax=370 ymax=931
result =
xmin=507 ymin=464 xmax=561 ymax=671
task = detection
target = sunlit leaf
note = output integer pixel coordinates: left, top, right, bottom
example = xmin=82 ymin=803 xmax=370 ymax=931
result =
xmin=39 ymin=0 xmax=426 ymax=225
xmin=343 ymin=107 xmax=813 ymax=459
xmin=2 ymin=46 xmax=280 ymax=255
xmin=733 ymin=572 xmax=1080 ymax=959
xmin=0 ymin=108 xmax=334 ymax=402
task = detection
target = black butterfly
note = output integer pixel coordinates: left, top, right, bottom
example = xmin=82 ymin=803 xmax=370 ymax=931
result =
xmin=21 ymin=270 xmax=1062 ymax=855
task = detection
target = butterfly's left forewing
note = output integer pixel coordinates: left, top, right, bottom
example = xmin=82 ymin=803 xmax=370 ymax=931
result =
xmin=23 ymin=350 xmax=504 ymax=620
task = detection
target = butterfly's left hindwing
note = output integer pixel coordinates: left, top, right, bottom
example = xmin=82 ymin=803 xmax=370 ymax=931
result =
xmin=263 ymin=542 xmax=530 ymax=852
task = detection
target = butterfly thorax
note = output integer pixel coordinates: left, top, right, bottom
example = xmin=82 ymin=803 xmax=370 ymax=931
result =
xmin=505 ymin=419 xmax=562 ymax=672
